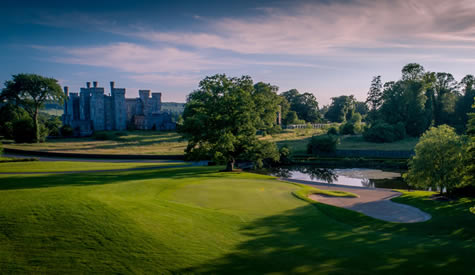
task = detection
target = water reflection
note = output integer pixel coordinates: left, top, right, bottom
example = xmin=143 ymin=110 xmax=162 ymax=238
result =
xmin=269 ymin=166 xmax=409 ymax=189
xmin=271 ymin=166 xmax=338 ymax=183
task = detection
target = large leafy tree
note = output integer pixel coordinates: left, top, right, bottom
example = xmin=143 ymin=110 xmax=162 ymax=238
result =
xmin=280 ymin=89 xmax=321 ymax=123
xmin=324 ymin=95 xmax=355 ymax=123
xmin=179 ymin=74 xmax=279 ymax=171
xmin=378 ymin=66 xmax=431 ymax=136
xmin=462 ymin=98 xmax=475 ymax=188
xmin=454 ymin=75 xmax=475 ymax=131
xmin=405 ymin=125 xmax=465 ymax=195
xmin=1 ymin=74 xmax=65 ymax=142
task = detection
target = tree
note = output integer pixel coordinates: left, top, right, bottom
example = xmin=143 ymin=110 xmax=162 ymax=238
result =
xmin=454 ymin=75 xmax=475 ymax=131
xmin=354 ymin=101 xmax=368 ymax=117
xmin=379 ymin=79 xmax=429 ymax=136
xmin=179 ymin=74 xmax=279 ymax=171
xmin=433 ymin=72 xmax=458 ymax=126
xmin=1 ymin=74 xmax=65 ymax=142
xmin=462 ymin=98 xmax=475 ymax=188
xmin=401 ymin=63 xmax=425 ymax=81
xmin=307 ymin=134 xmax=339 ymax=155
xmin=404 ymin=125 xmax=465 ymax=195
xmin=0 ymin=103 xmax=30 ymax=139
xmin=281 ymin=89 xmax=321 ymax=123
xmin=366 ymin=75 xmax=383 ymax=111
xmin=324 ymin=95 xmax=355 ymax=123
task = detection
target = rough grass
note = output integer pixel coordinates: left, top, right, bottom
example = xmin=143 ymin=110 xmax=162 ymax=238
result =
xmin=0 ymin=163 xmax=474 ymax=274
xmin=337 ymin=135 xmax=419 ymax=151
xmin=275 ymin=132 xmax=418 ymax=155
xmin=4 ymin=131 xmax=187 ymax=155
xmin=3 ymin=130 xmax=418 ymax=156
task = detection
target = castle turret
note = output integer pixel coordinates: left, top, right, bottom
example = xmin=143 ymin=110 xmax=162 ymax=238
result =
xmin=152 ymin=92 xmax=162 ymax=112
xmin=111 ymin=81 xmax=126 ymax=131
xmin=89 ymin=81 xmax=105 ymax=131
xmin=139 ymin=90 xmax=150 ymax=101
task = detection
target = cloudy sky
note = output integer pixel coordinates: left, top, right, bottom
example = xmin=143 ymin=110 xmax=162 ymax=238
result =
xmin=1 ymin=0 xmax=475 ymax=104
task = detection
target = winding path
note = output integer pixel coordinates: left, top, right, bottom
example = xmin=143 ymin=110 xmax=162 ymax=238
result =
xmin=283 ymin=178 xmax=431 ymax=223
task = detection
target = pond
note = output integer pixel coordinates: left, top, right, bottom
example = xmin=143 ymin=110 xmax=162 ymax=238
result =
xmin=268 ymin=166 xmax=410 ymax=189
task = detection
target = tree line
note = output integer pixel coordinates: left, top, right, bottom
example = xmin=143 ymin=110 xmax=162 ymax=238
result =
xmin=364 ymin=63 xmax=474 ymax=142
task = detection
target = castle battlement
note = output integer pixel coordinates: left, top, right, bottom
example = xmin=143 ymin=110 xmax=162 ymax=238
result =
xmin=62 ymin=81 xmax=175 ymax=136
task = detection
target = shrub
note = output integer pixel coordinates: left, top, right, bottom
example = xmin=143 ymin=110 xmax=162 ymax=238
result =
xmin=93 ymin=131 xmax=116 ymax=141
xmin=60 ymin=125 xmax=74 ymax=137
xmin=39 ymin=124 xmax=49 ymax=142
xmin=339 ymin=122 xmax=356 ymax=135
xmin=327 ymin=127 xmax=339 ymax=135
xmin=11 ymin=118 xmax=35 ymax=143
xmin=363 ymin=122 xmax=406 ymax=142
xmin=278 ymin=145 xmax=292 ymax=165
xmin=44 ymin=116 xmax=62 ymax=137
xmin=307 ymin=134 xmax=339 ymax=155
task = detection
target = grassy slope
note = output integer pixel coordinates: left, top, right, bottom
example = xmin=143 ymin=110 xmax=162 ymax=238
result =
xmin=0 ymin=163 xmax=474 ymax=274
xmin=4 ymin=131 xmax=187 ymax=155
xmin=0 ymin=161 xmax=184 ymax=172
xmin=3 ymin=129 xmax=418 ymax=156
xmin=337 ymin=135 xmax=419 ymax=151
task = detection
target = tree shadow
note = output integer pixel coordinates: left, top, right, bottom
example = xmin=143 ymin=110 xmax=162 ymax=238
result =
xmin=0 ymin=166 xmax=223 ymax=191
xmin=178 ymin=202 xmax=475 ymax=274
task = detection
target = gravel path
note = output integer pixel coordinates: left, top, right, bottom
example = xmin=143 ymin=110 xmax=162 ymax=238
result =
xmin=283 ymin=178 xmax=431 ymax=223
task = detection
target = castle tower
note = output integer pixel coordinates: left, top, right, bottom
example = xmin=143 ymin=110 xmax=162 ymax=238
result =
xmin=152 ymin=92 xmax=162 ymax=112
xmin=88 ymin=81 xmax=105 ymax=131
xmin=111 ymin=81 xmax=127 ymax=130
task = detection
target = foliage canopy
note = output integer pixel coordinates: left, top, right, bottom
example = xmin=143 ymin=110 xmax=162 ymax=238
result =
xmin=179 ymin=74 xmax=280 ymax=170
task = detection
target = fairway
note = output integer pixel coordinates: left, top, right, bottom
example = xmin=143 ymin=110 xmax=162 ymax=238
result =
xmin=0 ymin=163 xmax=474 ymax=274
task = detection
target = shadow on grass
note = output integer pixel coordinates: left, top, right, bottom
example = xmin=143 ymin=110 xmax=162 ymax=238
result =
xmin=15 ymin=131 xmax=186 ymax=153
xmin=276 ymin=136 xmax=312 ymax=155
xmin=0 ymin=166 xmax=223 ymax=191
xmin=179 ymin=201 xmax=475 ymax=274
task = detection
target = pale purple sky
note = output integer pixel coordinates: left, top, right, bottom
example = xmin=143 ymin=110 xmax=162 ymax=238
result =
xmin=1 ymin=0 xmax=474 ymax=104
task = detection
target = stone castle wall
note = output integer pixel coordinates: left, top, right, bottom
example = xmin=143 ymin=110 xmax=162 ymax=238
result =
xmin=62 ymin=81 xmax=175 ymax=136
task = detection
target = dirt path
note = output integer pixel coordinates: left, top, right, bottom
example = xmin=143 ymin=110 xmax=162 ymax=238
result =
xmin=283 ymin=178 xmax=431 ymax=223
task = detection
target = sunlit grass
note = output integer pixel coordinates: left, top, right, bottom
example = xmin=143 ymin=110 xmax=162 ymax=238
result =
xmin=0 ymin=163 xmax=473 ymax=273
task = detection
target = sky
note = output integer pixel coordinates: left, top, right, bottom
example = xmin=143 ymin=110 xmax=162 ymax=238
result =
xmin=1 ymin=0 xmax=474 ymax=105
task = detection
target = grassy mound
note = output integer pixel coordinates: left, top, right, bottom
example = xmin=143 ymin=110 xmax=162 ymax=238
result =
xmin=0 ymin=163 xmax=474 ymax=273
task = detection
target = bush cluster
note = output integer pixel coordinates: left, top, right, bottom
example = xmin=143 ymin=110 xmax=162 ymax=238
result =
xmin=307 ymin=134 xmax=339 ymax=155
xmin=363 ymin=122 xmax=406 ymax=142
xmin=93 ymin=131 xmax=127 ymax=141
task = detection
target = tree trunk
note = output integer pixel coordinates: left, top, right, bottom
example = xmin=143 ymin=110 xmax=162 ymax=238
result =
xmin=33 ymin=108 xmax=39 ymax=143
xmin=225 ymin=159 xmax=235 ymax=172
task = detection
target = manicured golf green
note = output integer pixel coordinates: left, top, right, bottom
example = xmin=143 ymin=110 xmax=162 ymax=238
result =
xmin=0 ymin=163 xmax=473 ymax=274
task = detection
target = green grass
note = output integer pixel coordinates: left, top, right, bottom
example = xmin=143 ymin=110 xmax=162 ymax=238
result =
xmin=4 ymin=131 xmax=187 ymax=156
xmin=275 ymin=132 xmax=418 ymax=155
xmin=0 ymin=161 xmax=184 ymax=172
xmin=338 ymin=135 xmax=419 ymax=151
xmin=0 ymin=162 xmax=474 ymax=273
xmin=3 ymin=130 xmax=418 ymax=157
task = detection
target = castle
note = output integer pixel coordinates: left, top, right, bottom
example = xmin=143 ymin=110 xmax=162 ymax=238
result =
xmin=62 ymin=81 xmax=175 ymax=136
